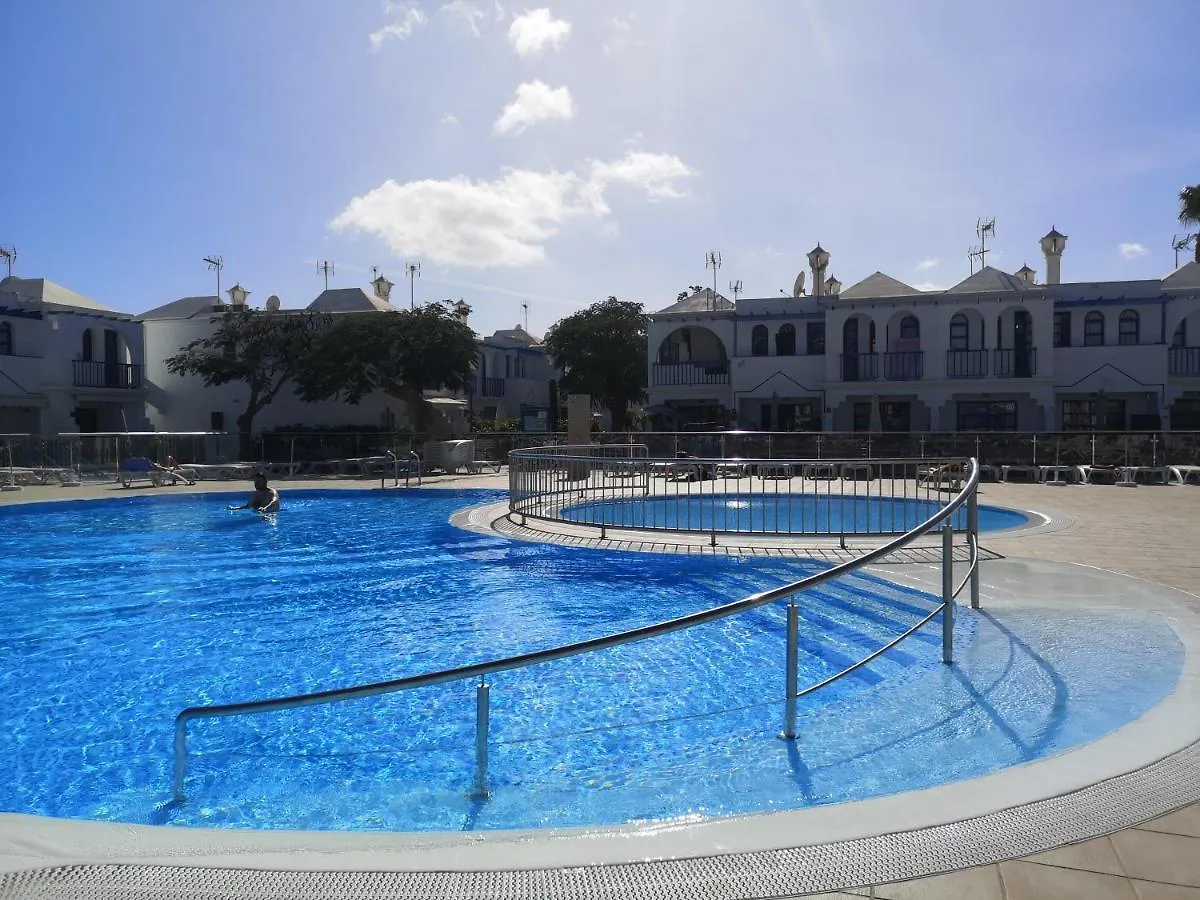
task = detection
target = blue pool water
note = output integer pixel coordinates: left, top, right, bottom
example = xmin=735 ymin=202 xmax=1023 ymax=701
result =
xmin=560 ymin=493 xmax=1031 ymax=534
xmin=0 ymin=488 xmax=1182 ymax=832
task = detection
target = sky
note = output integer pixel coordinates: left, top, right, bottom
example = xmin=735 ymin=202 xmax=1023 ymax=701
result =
xmin=5 ymin=0 xmax=1200 ymax=339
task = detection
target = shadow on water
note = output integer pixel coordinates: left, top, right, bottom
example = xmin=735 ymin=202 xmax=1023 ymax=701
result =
xmin=784 ymin=737 xmax=816 ymax=804
xmin=460 ymin=794 xmax=489 ymax=832
xmin=148 ymin=797 xmax=186 ymax=826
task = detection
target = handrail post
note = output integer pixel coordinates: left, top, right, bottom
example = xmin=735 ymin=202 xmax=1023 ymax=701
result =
xmin=779 ymin=601 xmax=799 ymax=740
xmin=941 ymin=522 xmax=954 ymax=664
xmin=967 ymin=479 xmax=981 ymax=609
xmin=472 ymin=679 xmax=491 ymax=799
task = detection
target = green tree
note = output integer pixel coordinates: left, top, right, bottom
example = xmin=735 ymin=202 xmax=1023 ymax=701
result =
xmin=544 ymin=297 xmax=648 ymax=432
xmin=295 ymin=301 xmax=477 ymax=433
xmin=164 ymin=309 xmax=328 ymax=459
xmin=1180 ymin=185 xmax=1200 ymax=262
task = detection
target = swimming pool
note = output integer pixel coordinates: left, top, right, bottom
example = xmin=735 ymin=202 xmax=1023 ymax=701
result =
xmin=0 ymin=488 xmax=1181 ymax=833
xmin=559 ymin=493 xmax=1030 ymax=534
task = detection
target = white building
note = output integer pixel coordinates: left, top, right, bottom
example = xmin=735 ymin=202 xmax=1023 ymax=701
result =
xmin=470 ymin=325 xmax=557 ymax=431
xmin=0 ymin=277 xmax=151 ymax=434
xmin=647 ymin=230 xmax=1200 ymax=432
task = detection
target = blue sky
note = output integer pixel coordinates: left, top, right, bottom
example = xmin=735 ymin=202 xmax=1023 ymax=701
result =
xmin=6 ymin=0 xmax=1200 ymax=338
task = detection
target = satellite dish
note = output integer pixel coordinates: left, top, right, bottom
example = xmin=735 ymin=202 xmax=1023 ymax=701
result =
xmin=792 ymin=271 xmax=806 ymax=297
xmin=265 ymin=294 xmax=281 ymax=312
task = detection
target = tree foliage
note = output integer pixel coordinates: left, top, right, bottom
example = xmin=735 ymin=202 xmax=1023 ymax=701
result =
xmin=164 ymin=309 xmax=328 ymax=458
xmin=294 ymin=300 xmax=477 ymax=432
xmin=544 ymin=297 xmax=648 ymax=431
xmin=1180 ymin=185 xmax=1200 ymax=227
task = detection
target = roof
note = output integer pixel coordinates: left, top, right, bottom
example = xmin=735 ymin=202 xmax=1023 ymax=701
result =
xmin=1164 ymin=261 xmax=1200 ymax=292
xmin=490 ymin=325 xmax=541 ymax=345
xmin=655 ymin=290 xmax=734 ymax=314
xmin=306 ymin=287 xmax=394 ymax=313
xmin=0 ymin=276 xmax=114 ymax=312
xmin=1047 ymin=279 xmax=1166 ymax=305
xmin=838 ymin=272 xmax=922 ymax=300
xmin=1042 ymin=227 xmax=1067 ymax=240
xmin=947 ymin=266 xmax=1036 ymax=294
xmin=139 ymin=296 xmax=223 ymax=319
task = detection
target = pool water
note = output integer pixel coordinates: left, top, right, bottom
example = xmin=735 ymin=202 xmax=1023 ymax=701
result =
xmin=0 ymin=489 xmax=1182 ymax=832
xmin=560 ymin=493 xmax=1030 ymax=534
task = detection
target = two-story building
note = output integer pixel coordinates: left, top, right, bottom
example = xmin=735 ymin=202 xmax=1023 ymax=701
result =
xmin=0 ymin=276 xmax=150 ymax=434
xmin=470 ymin=325 xmax=557 ymax=431
xmin=646 ymin=230 xmax=1200 ymax=432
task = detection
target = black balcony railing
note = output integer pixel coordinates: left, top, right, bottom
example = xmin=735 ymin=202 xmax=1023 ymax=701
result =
xmin=993 ymin=347 xmax=1037 ymax=378
xmin=839 ymin=352 xmax=878 ymax=382
xmin=72 ymin=360 xmax=143 ymax=389
xmin=652 ymin=361 xmax=729 ymax=386
xmin=478 ymin=376 xmax=506 ymax=397
xmin=882 ymin=350 xmax=923 ymax=381
xmin=946 ymin=349 xmax=988 ymax=378
xmin=1170 ymin=347 xmax=1200 ymax=377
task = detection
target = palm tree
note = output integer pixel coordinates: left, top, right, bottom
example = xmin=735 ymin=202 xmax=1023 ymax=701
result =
xmin=1181 ymin=185 xmax=1200 ymax=262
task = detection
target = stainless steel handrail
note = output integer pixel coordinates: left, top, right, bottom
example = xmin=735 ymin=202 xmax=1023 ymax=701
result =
xmin=172 ymin=457 xmax=980 ymax=801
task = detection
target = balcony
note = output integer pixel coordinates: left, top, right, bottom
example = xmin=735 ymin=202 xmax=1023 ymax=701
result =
xmin=882 ymin=350 xmax=923 ymax=381
xmin=477 ymin=376 xmax=506 ymax=397
xmin=993 ymin=347 xmax=1037 ymax=378
xmin=1170 ymin=347 xmax=1200 ymax=377
xmin=946 ymin=349 xmax=988 ymax=378
xmin=652 ymin=360 xmax=729 ymax=386
xmin=72 ymin=360 xmax=143 ymax=389
xmin=839 ymin=352 xmax=878 ymax=382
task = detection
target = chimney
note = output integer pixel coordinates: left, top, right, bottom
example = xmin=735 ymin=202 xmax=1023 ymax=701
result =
xmin=1039 ymin=227 xmax=1067 ymax=285
xmin=372 ymin=273 xmax=394 ymax=302
xmin=806 ymin=244 xmax=830 ymax=298
xmin=1015 ymin=264 xmax=1037 ymax=285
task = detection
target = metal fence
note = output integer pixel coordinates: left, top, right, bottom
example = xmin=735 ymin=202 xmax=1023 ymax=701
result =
xmin=0 ymin=432 xmax=234 ymax=485
xmin=509 ymin=445 xmax=972 ymax=545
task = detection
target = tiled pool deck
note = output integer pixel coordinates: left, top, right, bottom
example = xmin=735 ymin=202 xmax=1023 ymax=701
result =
xmin=2 ymin=473 xmax=1199 ymax=898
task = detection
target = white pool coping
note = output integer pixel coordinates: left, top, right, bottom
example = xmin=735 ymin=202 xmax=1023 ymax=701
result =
xmin=2 ymin=555 xmax=1198 ymax=878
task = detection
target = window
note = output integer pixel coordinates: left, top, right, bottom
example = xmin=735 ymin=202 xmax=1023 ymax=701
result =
xmin=1118 ymin=309 xmax=1139 ymax=345
xmin=0 ymin=322 xmax=11 ymax=356
xmin=505 ymin=355 xmax=511 ymax=378
xmin=82 ymin=329 xmax=94 ymax=361
xmin=879 ymin=401 xmax=911 ymax=432
xmin=1053 ymin=311 xmax=1071 ymax=348
xmin=775 ymin=323 xmax=796 ymax=356
xmin=1172 ymin=321 xmax=1187 ymax=348
xmin=852 ymin=402 xmax=871 ymax=432
xmin=806 ymin=321 xmax=825 ymax=355
xmin=1084 ymin=311 xmax=1105 ymax=346
xmin=899 ymin=316 xmax=919 ymax=340
xmin=210 ymin=411 xmax=225 ymax=431
xmin=751 ymin=324 xmax=768 ymax=356
xmin=949 ymin=314 xmax=969 ymax=351
xmin=1172 ymin=398 xmax=1200 ymax=429
xmin=1062 ymin=398 xmax=1126 ymax=431
xmin=956 ymin=400 xmax=1017 ymax=431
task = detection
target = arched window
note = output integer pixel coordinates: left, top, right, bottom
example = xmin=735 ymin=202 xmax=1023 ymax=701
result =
xmin=775 ymin=323 xmax=796 ymax=356
xmin=0 ymin=322 xmax=11 ymax=356
xmin=1118 ymin=309 xmax=1139 ymax=345
xmin=899 ymin=315 xmax=920 ymax=340
xmin=1084 ymin=311 xmax=1105 ymax=346
xmin=751 ymin=324 xmax=768 ymax=356
xmin=81 ymin=329 xmax=94 ymax=361
xmin=949 ymin=314 xmax=969 ymax=351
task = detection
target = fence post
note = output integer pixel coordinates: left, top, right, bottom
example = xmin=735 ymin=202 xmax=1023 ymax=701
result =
xmin=941 ymin=522 xmax=954 ymax=664
xmin=968 ymin=483 xmax=981 ymax=609
xmin=472 ymin=679 xmax=491 ymax=799
xmin=779 ymin=601 xmax=799 ymax=740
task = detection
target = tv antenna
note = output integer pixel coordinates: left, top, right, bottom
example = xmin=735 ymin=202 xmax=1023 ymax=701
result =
xmin=1172 ymin=233 xmax=1198 ymax=268
xmin=405 ymin=261 xmax=421 ymax=310
xmin=0 ymin=246 xmax=16 ymax=279
xmin=202 ymin=255 xmax=224 ymax=301
xmin=521 ymin=302 xmax=529 ymax=332
xmin=705 ymin=250 xmax=722 ymax=310
xmin=968 ymin=217 xmax=996 ymax=274
xmin=316 ymin=260 xmax=335 ymax=290
xmin=729 ymin=279 xmax=743 ymax=302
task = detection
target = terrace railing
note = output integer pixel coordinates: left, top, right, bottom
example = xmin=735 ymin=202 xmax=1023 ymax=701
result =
xmin=171 ymin=447 xmax=981 ymax=804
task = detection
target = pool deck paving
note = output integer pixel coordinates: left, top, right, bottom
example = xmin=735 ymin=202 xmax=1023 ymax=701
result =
xmin=2 ymin=473 xmax=1200 ymax=898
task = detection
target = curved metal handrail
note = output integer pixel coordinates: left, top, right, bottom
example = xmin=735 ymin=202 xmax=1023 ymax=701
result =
xmin=172 ymin=456 xmax=980 ymax=801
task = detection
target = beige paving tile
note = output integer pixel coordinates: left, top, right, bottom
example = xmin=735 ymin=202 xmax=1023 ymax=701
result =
xmin=872 ymin=865 xmax=1003 ymax=900
xmin=1132 ymin=880 xmax=1200 ymax=899
xmin=1139 ymin=805 xmax=1200 ymax=839
xmin=1000 ymin=860 xmax=1139 ymax=899
xmin=1024 ymin=835 xmax=1127 ymax=876
xmin=1112 ymin=830 xmax=1200 ymax=887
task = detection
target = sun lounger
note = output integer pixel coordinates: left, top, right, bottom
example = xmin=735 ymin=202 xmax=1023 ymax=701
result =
xmin=1167 ymin=465 xmax=1200 ymax=486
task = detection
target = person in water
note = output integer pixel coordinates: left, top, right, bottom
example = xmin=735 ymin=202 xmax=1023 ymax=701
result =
xmin=227 ymin=473 xmax=280 ymax=514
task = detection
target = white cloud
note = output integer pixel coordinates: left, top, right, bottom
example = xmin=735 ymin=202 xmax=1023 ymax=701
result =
xmin=369 ymin=0 xmax=427 ymax=48
xmin=912 ymin=282 xmax=949 ymax=292
xmin=603 ymin=15 xmax=632 ymax=54
xmin=1119 ymin=242 xmax=1148 ymax=259
xmin=440 ymin=113 xmax=460 ymax=126
xmin=493 ymin=81 xmax=575 ymax=136
xmin=440 ymin=0 xmax=505 ymax=36
xmin=328 ymin=150 xmax=696 ymax=268
xmin=915 ymin=257 xmax=939 ymax=271
xmin=507 ymin=8 xmax=571 ymax=57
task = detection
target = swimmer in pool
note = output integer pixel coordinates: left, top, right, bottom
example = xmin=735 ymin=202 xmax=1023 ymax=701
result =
xmin=227 ymin=473 xmax=280 ymax=514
